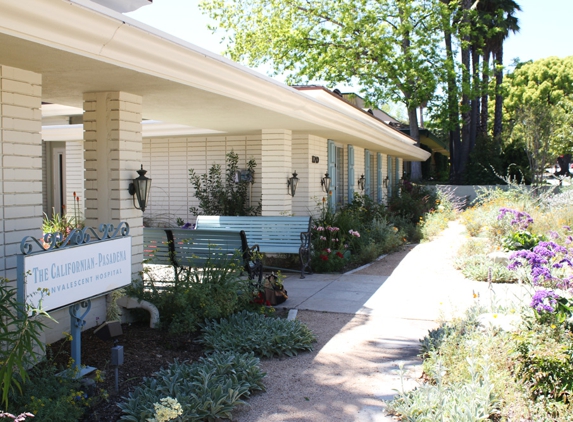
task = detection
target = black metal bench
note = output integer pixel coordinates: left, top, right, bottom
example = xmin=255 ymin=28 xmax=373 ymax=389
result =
xmin=194 ymin=216 xmax=312 ymax=278
xmin=143 ymin=228 xmax=263 ymax=283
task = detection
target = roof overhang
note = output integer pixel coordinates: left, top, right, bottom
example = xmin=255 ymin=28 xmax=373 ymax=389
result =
xmin=1 ymin=0 xmax=430 ymax=161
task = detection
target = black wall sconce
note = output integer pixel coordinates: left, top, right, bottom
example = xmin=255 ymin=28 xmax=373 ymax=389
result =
xmin=128 ymin=165 xmax=152 ymax=212
xmin=287 ymin=171 xmax=299 ymax=197
xmin=357 ymin=174 xmax=365 ymax=191
xmin=321 ymin=172 xmax=331 ymax=193
xmin=383 ymin=176 xmax=389 ymax=188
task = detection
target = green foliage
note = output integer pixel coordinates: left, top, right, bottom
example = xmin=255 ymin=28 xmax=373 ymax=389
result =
xmin=189 ymin=151 xmax=261 ymax=216
xmin=129 ymin=256 xmax=255 ymax=334
xmin=418 ymin=323 xmax=454 ymax=359
xmin=8 ymin=362 xmax=100 ymax=422
xmin=419 ymin=187 xmax=460 ymax=241
xmin=0 ymin=279 xmax=53 ymax=409
xmin=200 ymin=0 xmax=442 ymax=110
xmin=199 ymin=310 xmax=316 ymax=358
xmin=309 ymin=194 xmax=406 ymax=272
xmin=454 ymin=255 xmax=519 ymax=283
xmin=387 ymin=181 xmax=438 ymax=225
xmin=502 ymin=230 xmax=546 ymax=251
xmin=118 ymin=352 xmax=266 ymax=421
xmin=514 ymin=324 xmax=573 ymax=405
xmin=464 ymin=135 xmax=504 ymax=185
xmin=504 ymin=57 xmax=573 ymax=184
xmin=387 ymin=359 xmax=498 ymax=421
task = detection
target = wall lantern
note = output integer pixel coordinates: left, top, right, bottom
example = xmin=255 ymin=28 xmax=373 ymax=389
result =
xmin=321 ymin=172 xmax=331 ymax=193
xmin=128 ymin=165 xmax=152 ymax=212
xmin=383 ymin=176 xmax=389 ymax=188
xmin=287 ymin=171 xmax=299 ymax=197
xmin=357 ymin=174 xmax=365 ymax=191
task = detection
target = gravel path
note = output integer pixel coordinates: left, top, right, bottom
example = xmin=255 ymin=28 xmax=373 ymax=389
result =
xmin=233 ymin=220 xmax=529 ymax=421
xmin=232 ymin=223 xmax=474 ymax=422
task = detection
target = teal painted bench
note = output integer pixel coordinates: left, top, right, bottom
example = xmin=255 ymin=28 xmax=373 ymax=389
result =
xmin=195 ymin=216 xmax=312 ymax=278
xmin=143 ymin=228 xmax=263 ymax=283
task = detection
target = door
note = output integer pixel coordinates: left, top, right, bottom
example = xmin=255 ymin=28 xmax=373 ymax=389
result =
xmin=51 ymin=145 xmax=66 ymax=216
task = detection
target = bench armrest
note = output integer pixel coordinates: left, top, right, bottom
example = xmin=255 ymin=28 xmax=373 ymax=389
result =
xmin=300 ymin=230 xmax=311 ymax=249
xmin=245 ymin=242 xmax=263 ymax=284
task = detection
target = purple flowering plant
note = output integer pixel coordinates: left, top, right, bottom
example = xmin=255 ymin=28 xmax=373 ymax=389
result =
xmin=498 ymin=208 xmax=547 ymax=251
xmin=498 ymin=207 xmax=534 ymax=230
xmin=508 ymin=240 xmax=573 ymax=291
xmin=530 ymin=288 xmax=573 ymax=325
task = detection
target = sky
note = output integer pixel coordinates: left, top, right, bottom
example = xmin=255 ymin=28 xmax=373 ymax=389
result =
xmin=126 ymin=0 xmax=573 ymax=82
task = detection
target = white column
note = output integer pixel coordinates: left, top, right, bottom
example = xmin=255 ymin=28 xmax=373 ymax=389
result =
xmin=260 ymin=129 xmax=292 ymax=216
xmin=83 ymin=92 xmax=144 ymax=276
xmin=0 ymin=65 xmax=43 ymax=281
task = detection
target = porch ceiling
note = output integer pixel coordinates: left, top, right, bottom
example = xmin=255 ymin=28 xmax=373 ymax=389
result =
xmin=0 ymin=0 xmax=430 ymax=161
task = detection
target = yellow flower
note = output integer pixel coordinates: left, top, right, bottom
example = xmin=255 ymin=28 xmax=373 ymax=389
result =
xmin=551 ymin=324 xmax=556 ymax=329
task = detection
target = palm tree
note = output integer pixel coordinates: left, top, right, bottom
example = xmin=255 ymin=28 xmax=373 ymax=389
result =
xmin=476 ymin=0 xmax=521 ymax=138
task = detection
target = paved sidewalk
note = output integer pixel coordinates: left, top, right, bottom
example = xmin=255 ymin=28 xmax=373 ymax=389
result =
xmin=265 ymin=220 xmax=529 ymax=421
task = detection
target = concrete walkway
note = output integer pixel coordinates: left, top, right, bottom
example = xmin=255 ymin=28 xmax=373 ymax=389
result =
xmin=267 ymin=220 xmax=529 ymax=421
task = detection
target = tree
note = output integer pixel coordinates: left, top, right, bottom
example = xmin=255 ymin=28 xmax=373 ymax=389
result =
xmin=200 ymin=0 xmax=444 ymax=180
xmin=476 ymin=0 xmax=520 ymax=138
xmin=510 ymin=101 xmax=572 ymax=185
xmin=504 ymin=57 xmax=573 ymax=184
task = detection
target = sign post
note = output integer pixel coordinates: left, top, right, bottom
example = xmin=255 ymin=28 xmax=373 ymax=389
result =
xmin=17 ymin=222 xmax=132 ymax=377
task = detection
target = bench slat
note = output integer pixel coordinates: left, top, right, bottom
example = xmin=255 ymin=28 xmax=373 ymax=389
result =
xmin=143 ymin=228 xmax=263 ymax=283
xmin=195 ymin=216 xmax=312 ymax=278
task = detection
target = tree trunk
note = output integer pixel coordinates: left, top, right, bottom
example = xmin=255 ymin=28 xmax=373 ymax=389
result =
xmin=407 ymin=106 xmax=422 ymax=181
xmin=441 ymin=1 xmax=461 ymax=184
xmin=480 ymin=50 xmax=490 ymax=135
xmin=470 ymin=47 xmax=480 ymax=152
xmin=459 ymin=0 xmax=472 ymax=183
xmin=557 ymin=154 xmax=572 ymax=177
xmin=493 ymin=46 xmax=504 ymax=138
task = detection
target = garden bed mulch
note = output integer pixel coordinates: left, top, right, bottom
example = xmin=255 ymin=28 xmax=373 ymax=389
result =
xmin=48 ymin=322 xmax=204 ymax=422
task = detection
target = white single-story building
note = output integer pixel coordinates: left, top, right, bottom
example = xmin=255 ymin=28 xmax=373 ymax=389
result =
xmin=0 ymin=0 xmax=429 ymax=343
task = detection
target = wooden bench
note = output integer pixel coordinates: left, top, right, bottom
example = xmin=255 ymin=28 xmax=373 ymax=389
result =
xmin=143 ymin=228 xmax=263 ymax=283
xmin=195 ymin=216 xmax=312 ymax=278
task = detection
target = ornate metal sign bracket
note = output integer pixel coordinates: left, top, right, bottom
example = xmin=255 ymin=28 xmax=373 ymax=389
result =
xmin=69 ymin=300 xmax=95 ymax=377
xmin=17 ymin=222 xmax=130 ymax=378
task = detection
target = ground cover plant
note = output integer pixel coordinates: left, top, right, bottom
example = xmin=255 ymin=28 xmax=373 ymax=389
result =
xmin=118 ymin=352 xmax=266 ymax=421
xmin=199 ymin=310 xmax=316 ymax=358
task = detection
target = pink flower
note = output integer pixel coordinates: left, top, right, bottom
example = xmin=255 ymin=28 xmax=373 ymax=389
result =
xmin=320 ymin=236 xmax=327 ymax=241
xmin=316 ymin=226 xmax=325 ymax=232
xmin=326 ymin=248 xmax=331 ymax=253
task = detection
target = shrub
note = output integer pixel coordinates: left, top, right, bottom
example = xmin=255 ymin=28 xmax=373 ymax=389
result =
xmin=513 ymin=324 xmax=573 ymax=404
xmin=387 ymin=181 xmax=437 ymax=225
xmin=130 ymin=256 xmax=255 ymax=334
xmin=189 ymin=151 xmax=261 ymax=216
xmin=0 ymin=279 xmax=53 ymax=408
xmin=310 ymin=196 xmax=404 ymax=272
xmin=118 ymin=352 xmax=266 ymax=421
xmin=404 ymin=305 xmax=530 ymax=421
xmin=199 ymin=310 xmax=316 ymax=358
xmin=8 ymin=362 xmax=102 ymax=422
